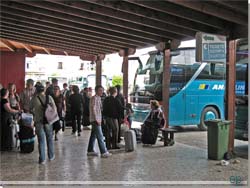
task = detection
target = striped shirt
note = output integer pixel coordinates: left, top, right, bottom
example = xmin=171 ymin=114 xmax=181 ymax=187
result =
xmin=20 ymin=88 xmax=35 ymax=112
xmin=89 ymin=95 xmax=102 ymax=123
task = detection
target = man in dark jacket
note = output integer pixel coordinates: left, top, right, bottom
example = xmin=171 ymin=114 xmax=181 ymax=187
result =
xmin=115 ymin=85 xmax=125 ymax=143
xmin=68 ymin=85 xmax=84 ymax=136
xmin=46 ymin=78 xmax=58 ymax=97
xmin=103 ymin=87 xmax=123 ymax=149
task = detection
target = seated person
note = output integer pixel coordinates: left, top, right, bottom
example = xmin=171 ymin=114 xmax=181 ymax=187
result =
xmin=142 ymin=100 xmax=164 ymax=129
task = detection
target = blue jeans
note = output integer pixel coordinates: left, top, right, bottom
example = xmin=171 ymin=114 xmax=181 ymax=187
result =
xmin=87 ymin=122 xmax=107 ymax=154
xmin=35 ymin=122 xmax=54 ymax=162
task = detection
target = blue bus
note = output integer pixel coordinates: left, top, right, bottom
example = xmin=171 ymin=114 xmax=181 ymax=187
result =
xmin=129 ymin=44 xmax=247 ymax=131
xmin=235 ymin=39 xmax=248 ymax=140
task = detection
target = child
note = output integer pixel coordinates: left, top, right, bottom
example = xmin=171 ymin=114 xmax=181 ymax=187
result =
xmin=125 ymin=103 xmax=134 ymax=128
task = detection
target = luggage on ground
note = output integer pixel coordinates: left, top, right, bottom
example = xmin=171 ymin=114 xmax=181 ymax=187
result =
xmin=124 ymin=130 xmax=137 ymax=152
xmin=19 ymin=125 xmax=35 ymax=153
xmin=141 ymin=120 xmax=159 ymax=145
xmin=10 ymin=119 xmax=20 ymax=149
xmin=19 ymin=114 xmax=35 ymax=153
xmin=131 ymin=128 xmax=142 ymax=143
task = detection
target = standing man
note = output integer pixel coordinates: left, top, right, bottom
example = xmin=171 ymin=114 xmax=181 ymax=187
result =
xmin=61 ymin=83 xmax=69 ymax=98
xmin=20 ymin=79 xmax=35 ymax=113
xmin=46 ymin=78 xmax=58 ymax=97
xmin=87 ymin=85 xmax=112 ymax=158
xmin=115 ymin=85 xmax=125 ymax=143
xmin=103 ymin=87 xmax=123 ymax=149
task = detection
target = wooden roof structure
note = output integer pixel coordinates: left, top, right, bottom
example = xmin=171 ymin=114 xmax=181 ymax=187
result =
xmin=0 ymin=0 xmax=248 ymax=60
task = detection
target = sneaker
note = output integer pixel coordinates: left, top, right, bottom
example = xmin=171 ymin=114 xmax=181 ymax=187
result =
xmin=101 ymin=152 xmax=112 ymax=158
xmin=78 ymin=132 xmax=81 ymax=136
xmin=72 ymin=131 xmax=76 ymax=135
xmin=49 ymin=156 xmax=55 ymax=161
xmin=39 ymin=160 xmax=45 ymax=165
xmin=87 ymin=151 xmax=99 ymax=156
xmin=55 ymin=135 xmax=58 ymax=141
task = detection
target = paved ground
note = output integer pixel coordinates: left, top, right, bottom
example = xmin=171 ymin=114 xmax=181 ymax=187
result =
xmin=0 ymin=124 xmax=248 ymax=186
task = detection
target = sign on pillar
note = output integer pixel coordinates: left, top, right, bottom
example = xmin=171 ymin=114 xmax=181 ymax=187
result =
xmin=196 ymin=32 xmax=226 ymax=63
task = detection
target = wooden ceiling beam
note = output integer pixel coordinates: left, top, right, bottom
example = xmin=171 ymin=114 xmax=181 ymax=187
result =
xmin=20 ymin=43 xmax=33 ymax=53
xmin=1 ymin=12 xmax=134 ymax=50
xmin=212 ymin=0 xmax=248 ymax=15
xmin=0 ymin=36 xmax=97 ymax=61
xmin=1 ymin=31 xmax=109 ymax=55
xmin=44 ymin=0 xmax=192 ymax=39
xmin=0 ymin=7 xmax=142 ymax=48
xmin=84 ymin=0 xmax=222 ymax=31
xmin=0 ymin=39 xmax=16 ymax=52
xmin=167 ymin=0 xmax=247 ymax=26
xmin=42 ymin=47 xmax=51 ymax=55
xmin=126 ymin=0 xmax=227 ymax=29
xmin=2 ymin=1 xmax=159 ymax=45
xmin=0 ymin=21 xmax=115 ymax=53
xmin=0 ymin=26 xmax=112 ymax=55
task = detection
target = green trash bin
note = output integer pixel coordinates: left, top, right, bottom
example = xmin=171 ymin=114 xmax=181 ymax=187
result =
xmin=206 ymin=119 xmax=231 ymax=160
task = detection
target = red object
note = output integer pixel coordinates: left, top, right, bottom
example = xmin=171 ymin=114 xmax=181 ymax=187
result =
xmin=0 ymin=51 xmax=26 ymax=93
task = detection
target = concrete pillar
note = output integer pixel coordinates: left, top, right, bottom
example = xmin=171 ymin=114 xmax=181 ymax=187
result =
xmin=227 ymin=40 xmax=236 ymax=152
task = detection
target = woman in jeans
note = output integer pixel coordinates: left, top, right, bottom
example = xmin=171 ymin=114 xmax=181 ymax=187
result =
xmin=30 ymin=85 xmax=55 ymax=164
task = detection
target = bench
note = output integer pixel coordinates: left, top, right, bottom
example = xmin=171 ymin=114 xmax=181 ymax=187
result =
xmin=160 ymin=128 xmax=177 ymax=146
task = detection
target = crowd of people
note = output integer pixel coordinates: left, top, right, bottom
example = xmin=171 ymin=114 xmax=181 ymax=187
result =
xmin=0 ymin=78 xmax=137 ymax=164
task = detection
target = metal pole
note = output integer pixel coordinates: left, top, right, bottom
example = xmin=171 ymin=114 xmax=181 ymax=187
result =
xmin=226 ymin=40 xmax=236 ymax=152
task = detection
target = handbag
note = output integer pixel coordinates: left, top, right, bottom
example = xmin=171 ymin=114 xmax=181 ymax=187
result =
xmin=38 ymin=95 xmax=59 ymax=125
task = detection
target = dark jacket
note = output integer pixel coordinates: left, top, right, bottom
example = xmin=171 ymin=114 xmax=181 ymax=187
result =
xmin=115 ymin=93 xmax=125 ymax=118
xmin=68 ymin=93 xmax=84 ymax=114
xmin=103 ymin=96 xmax=123 ymax=119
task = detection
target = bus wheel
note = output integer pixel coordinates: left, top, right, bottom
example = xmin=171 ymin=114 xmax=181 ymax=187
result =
xmin=198 ymin=107 xmax=219 ymax=131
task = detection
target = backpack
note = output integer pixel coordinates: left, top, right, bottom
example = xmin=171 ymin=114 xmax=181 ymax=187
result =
xmin=38 ymin=95 xmax=59 ymax=125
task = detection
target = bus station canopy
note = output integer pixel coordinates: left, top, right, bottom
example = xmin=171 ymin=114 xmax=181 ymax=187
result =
xmin=0 ymin=0 xmax=248 ymax=60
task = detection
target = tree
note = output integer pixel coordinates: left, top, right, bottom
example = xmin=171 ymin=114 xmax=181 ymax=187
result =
xmin=112 ymin=75 xmax=123 ymax=86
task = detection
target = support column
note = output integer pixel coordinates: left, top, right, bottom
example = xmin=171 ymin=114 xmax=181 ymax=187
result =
xmin=162 ymin=47 xmax=171 ymax=128
xmin=122 ymin=49 xmax=129 ymax=101
xmin=119 ymin=48 xmax=136 ymax=101
xmin=95 ymin=54 xmax=105 ymax=87
xmin=227 ymin=40 xmax=236 ymax=152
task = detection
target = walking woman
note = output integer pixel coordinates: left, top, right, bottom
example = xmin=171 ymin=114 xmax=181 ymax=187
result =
xmin=52 ymin=86 xmax=65 ymax=141
xmin=30 ymin=85 xmax=55 ymax=164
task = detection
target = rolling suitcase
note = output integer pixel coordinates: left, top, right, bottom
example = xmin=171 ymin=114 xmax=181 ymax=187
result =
xmin=124 ymin=130 xmax=137 ymax=152
xmin=10 ymin=119 xmax=20 ymax=149
xmin=19 ymin=125 xmax=35 ymax=153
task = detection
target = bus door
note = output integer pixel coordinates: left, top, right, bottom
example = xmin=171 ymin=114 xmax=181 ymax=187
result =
xmin=168 ymin=50 xmax=188 ymax=125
